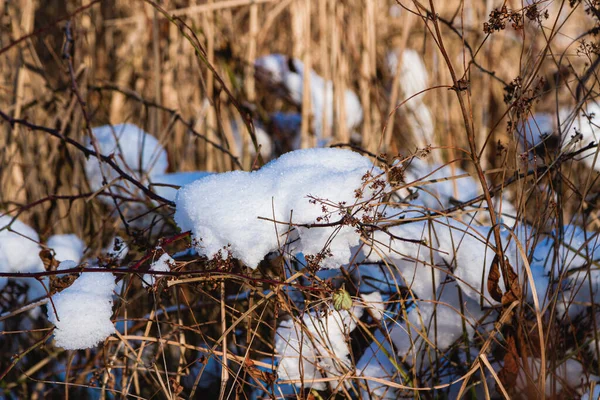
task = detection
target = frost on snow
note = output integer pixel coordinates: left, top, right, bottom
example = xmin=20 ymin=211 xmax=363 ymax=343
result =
xmin=47 ymin=271 xmax=117 ymax=350
xmin=275 ymin=306 xmax=362 ymax=390
xmin=175 ymin=148 xmax=385 ymax=268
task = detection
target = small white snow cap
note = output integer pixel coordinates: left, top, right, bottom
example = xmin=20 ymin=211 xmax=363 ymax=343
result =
xmin=174 ymin=148 xmax=384 ymax=268
xmin=0 ymin=215 xmax=44 ymax=274
xmin=143 ymin=252 xmax=174 ymax=287
xmin=47 ymin=271 xmax=116 ymax=350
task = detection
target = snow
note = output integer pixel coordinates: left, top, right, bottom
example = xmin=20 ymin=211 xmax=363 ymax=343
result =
xmin=0 ymin=251 xmax=8 ymax=289
xmin=365 ymin=216 xmax=548 ymax=308
xmin=404 ymin=158 xmax=480 ymax=211
xmin=563 ymin=102 xmax=600 ymax=171
xmin=0 ymin=215 xmax=44 ymax=275
xmin=275 ymin=306 xmax=362 ymax=390
xmin=389 ymin=283 xmax=485 ymax=365
xmin=519 ymin=112 xmax=555 ymax=150
xmin=356 ymin=329 xmax=399 ymax=399
xmin=104 ymin=236 xmax=129 ymax=261
xmin=47 ymin=234 xmax=85 ymax=263
xmin=151 ymin=171 xmax=213 ymax=202
xmin=360 ymin=291 xmax=385 ymax=320
xmin=515 ymin=357 xmax=592 ymax=397
xmin=230 ymin=119 xmax=274 ymax=160
xmin=366 ymin=219 xmax=445 ymax=301
xmin=532 ymin=225 xmax=600 ymax=317
xmin=495 ymin=196 xmax=519 ymax=226
xmin=175 ymin=148 xmax=384 ymax=268
xmin=271 ymin=112 xmax=303 ymax=151
xmin=387 ymin=49 xmax=436 ymax=158
xmin=47 ymin=270 xmax=117 ymax=350
xmin=353 ymin=263 xmax=403 ymax=296
xmin=85 ymin=123 xmax=168 ymax=200
xmin=142 ymin=252 xmax=173 ymax=287
xmin=0 ymin=215 xmax=46 ymax=302
xmin=255 ymin=54 xmax=363 ymax=140
xmin=581 ymin=385 xmax=600 ymax=400
xmin=184 ymin=347 xmax=223 ymax=389
xmin=57 ymin=260 xmax=78 ymax=272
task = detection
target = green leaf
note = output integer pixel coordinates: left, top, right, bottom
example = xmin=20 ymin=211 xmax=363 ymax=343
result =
xmin=333 ymin=286 xmax=352 ymax=311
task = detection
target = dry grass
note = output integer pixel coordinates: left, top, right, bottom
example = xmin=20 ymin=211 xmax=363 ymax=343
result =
xmin=3 ymin=0 xmax=600 ymax=399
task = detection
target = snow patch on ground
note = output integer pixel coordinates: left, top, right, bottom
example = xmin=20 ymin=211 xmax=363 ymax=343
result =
xmin=275 ymin=306 xmax=362 ymax=391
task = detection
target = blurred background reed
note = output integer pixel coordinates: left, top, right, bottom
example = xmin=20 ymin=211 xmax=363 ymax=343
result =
xmin=1 ymin=0 xmax=594 ymax=241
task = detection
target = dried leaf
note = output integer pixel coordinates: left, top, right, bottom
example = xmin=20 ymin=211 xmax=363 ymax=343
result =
xmin=40 ymin=249 xmax=59 ymax=271
xmin=169 ymin=378 xmax=184 ymax=396
xmin=502 ymin=258 xmax=522 ymax=305
xmin=498 ymin=334 xmax=519 ymax=393
xmin=487 ymin=255 xmax=503 ymax=303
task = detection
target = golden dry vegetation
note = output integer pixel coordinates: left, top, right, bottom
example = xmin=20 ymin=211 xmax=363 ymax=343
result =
xmin=2 ymin=0 xmax=600 ymax=399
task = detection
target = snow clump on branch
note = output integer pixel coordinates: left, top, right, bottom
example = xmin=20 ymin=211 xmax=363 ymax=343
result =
xmin=174 ymin=148 xmax=386 ymax=268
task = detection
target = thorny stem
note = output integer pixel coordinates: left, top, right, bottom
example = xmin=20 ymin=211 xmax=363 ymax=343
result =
xmin=0 ymin=268 xmax=330 ymax=294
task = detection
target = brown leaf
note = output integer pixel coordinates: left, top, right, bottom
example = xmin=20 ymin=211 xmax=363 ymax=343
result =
xmin=40 ymin=249 xmax=59 ymax=271
xmin=502 ymin=258 xmax=522 ymax=305
xmin=169 ymin=378 xmax=184 ymax=396
xmin=487 ymin=254 xmax=503 ymax=303
xmin=245 ymin=365 xmax=277 ymax=386
xmin=498 ymin=334 xmax=520 ymax=393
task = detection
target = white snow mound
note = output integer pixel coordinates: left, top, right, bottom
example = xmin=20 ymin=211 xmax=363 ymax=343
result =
xmin=0 ymin=215 xmax=45 ymax=300
xmin=174 ymin=148 xmax=384 ymax=268
xmin=48 ymin=271 xmax=116 ymax=350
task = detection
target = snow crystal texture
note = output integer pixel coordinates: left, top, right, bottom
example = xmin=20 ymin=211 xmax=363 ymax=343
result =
xmin=48 ymin=271 xmax=116 ymax=350
xmin=175 ymin=148 xmax=383 ymax=268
